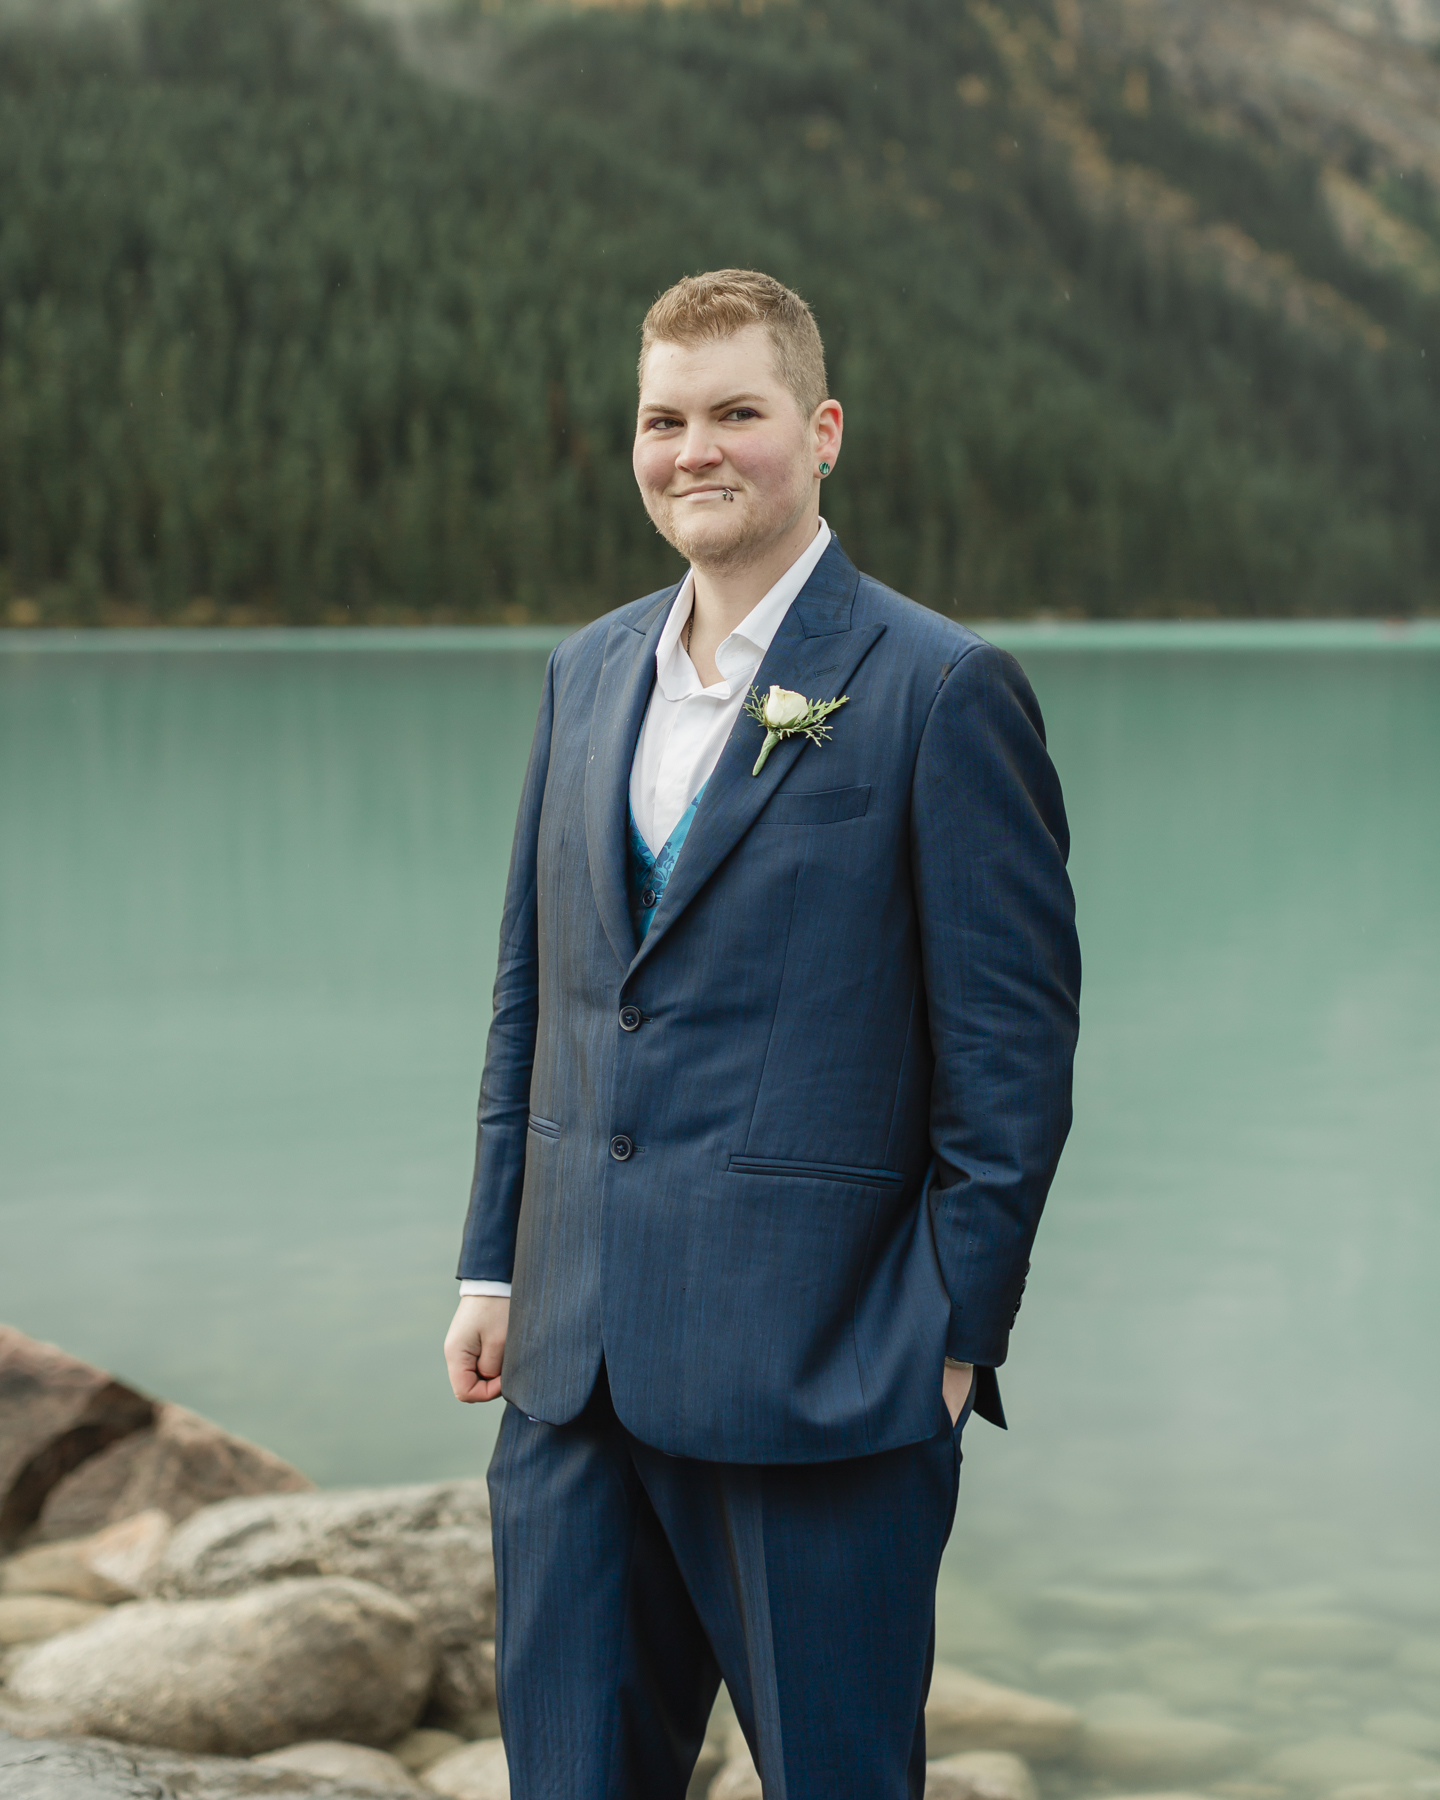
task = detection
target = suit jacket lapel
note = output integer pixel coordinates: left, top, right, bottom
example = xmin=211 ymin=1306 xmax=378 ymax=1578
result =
xmin=585 ymin=590 xmax=675 ymax=968
xmin=630 ymin=539 xmax=885 ymax=972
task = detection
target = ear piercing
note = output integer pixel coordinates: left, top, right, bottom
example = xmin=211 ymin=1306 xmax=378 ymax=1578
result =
xmin=819 ymin=462 xmax=831 ymax=476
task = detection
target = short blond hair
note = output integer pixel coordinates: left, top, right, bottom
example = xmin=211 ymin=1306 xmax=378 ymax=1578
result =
xmin=639 ymin=270 xmax=829 ymax=421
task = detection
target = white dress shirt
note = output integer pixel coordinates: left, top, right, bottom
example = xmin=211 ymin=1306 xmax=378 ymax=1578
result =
xmin=459 ymin=519 xmax=832 ymax=1299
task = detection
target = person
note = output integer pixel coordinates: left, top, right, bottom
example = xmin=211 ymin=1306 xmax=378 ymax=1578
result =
xmin=444 ymin=269 xmax=1080 ymax=1800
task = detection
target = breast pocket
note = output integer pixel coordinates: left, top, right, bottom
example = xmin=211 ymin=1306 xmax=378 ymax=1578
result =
xmin=768 ymin=784 xmax=871 ymax=825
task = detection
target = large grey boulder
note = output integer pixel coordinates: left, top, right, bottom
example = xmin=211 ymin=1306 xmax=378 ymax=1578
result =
xmin=0 ymin=1732 xmax=425 ymax=1800
xmin=4 ymin=1577 xmax=434 ymax=1756
xmin=925 ymin=1665 xmax=1081 ymax=1762
xmin=156 ymin=1486 xmax=495 ymax=1736
xmin=387 ymin=1737 xmax=466 ymax=1779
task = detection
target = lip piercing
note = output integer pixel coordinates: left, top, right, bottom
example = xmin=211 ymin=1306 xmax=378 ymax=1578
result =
xmin=721 ymin=489 xmax=734 ymax=502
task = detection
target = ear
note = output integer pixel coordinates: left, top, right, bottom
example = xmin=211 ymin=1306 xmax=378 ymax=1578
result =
xmin=813 ymin=398 xmax=843 ymax=471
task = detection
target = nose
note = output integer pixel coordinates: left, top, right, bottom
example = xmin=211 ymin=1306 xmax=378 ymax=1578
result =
xmin=675 ymin=425 xmax=723 ymax=471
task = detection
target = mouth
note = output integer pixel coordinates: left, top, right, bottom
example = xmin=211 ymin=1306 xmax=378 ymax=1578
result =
xmin=672 ymin=486 xmax=737 ymax=501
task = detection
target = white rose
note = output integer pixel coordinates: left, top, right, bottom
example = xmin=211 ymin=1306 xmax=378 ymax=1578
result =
xmin=763 ymin=685 xmax=809 ymax=729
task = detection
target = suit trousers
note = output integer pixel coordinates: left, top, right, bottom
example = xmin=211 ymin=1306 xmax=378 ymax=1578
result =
xmin=487 ymin=1366 xmax=972 ymax=1800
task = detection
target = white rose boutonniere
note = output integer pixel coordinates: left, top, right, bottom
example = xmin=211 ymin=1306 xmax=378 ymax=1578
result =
xmin=743 ymin=683 xmax=850 ymax=776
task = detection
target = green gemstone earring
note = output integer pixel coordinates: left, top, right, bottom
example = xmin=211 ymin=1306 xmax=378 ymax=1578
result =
xmin=819 ymin=461 xmax=831 ymax=476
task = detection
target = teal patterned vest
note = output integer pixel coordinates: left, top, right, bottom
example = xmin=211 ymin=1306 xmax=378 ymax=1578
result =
xmin=627 ymin=783 xmax=708 ymax=942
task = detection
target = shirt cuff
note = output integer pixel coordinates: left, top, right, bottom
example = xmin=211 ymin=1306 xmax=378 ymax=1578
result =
xmin=459 ymin=1280 xmax=512 ymax=1297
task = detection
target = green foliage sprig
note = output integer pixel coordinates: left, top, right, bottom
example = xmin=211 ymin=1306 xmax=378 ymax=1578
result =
xmin=743 ymin=687 xmax=850 ymax=776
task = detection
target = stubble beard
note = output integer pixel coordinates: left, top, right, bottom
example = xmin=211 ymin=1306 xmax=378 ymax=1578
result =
xmin=648 ymin=481 xmax=811 ymax=579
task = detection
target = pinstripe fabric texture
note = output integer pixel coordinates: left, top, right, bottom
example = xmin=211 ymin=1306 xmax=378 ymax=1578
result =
xmin=458 ymin=536 xmax=1080 ymax=1463
xmin=487 ymin=1368 xmax=966 ymax=1800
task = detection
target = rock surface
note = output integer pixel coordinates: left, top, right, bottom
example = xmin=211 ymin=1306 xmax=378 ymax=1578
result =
xmin=0 ymin=1331 xmax=155 ymax=1553
xmin=925 ymin=1664 xmax=1081 ymax=1762
xmin=84 ymin=1512 xmax=176 ymax=1595
xmin=0 ymin=1731 xmax=174 ymax=1800
xmin=4 ymin=1577 xmax=434 ymax=1756
xmin=686 ymin=1711 xmax=728 ymax=1800
xmin=252 ymin=1745 xmax=421 ymax=1792
xmin=36 ymin=1406 xmax=311 ymax=1544
xmin=1079 ymin=1693 xmax=1249 ymax=1784
xmin=0 ymin=1732 xmax=421 ymax=1800
xmin=924 ymin=1749 xmax=1037 ymax=1800
xmin=0 ymin=1329 xmax=310 ymax=1553
xmin=388 ymin=1737 xmax=467 ymax=1779
xmin=156 ymin=1486 xmax=495 ymax=1735
xmin=1262 ymin=1733 xmax=1440 ymax=1785
xmin=707 ymin=1753 xmax=761 ymax=1800
xmin=1 ymin=1539 xmax=135 ymax=1606
xmin=0 ymin=1513 xmax=172 ymax=1611
xmin=0 ymin=1594 xmax=107 ymax=1646
xmin=420 ymin=1741 xmax=509 ymax=1800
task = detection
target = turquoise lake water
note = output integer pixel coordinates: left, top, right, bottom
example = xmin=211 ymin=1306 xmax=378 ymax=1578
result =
xmin=2 ymin=623 xmax=1438 ymax=1787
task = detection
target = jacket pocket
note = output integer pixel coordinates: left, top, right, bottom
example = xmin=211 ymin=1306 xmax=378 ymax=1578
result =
xmin=527 ymin=1113 xmax=560 ymax=1139
xmin=727 ymin=1153 xmax=904 ymax=1189
xmin=767 ymin=784 xmax=871 ymax=825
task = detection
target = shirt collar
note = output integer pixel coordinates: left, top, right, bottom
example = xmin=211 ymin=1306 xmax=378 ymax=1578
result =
xmin=655 ymin=518 xmax=832 ymax=702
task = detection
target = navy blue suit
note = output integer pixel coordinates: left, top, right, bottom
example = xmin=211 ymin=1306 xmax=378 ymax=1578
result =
xmin=461 ymin=536 xmax=1079 ymax=1797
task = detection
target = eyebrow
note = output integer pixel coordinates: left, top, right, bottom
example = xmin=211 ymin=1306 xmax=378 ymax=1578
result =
xmin=638 ymin=392 xmax=768 ymax=415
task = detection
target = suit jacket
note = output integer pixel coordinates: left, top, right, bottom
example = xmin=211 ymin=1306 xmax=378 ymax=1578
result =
xmin=457 ymin=537 xmax=1080 ymax=1462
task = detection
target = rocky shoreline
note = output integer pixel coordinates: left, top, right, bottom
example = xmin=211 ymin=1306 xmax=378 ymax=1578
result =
xmin=2 ymin=1328 xmax=1436 ymax=1800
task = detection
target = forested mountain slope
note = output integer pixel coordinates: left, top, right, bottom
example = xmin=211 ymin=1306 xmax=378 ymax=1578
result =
xmin=2 ymin=0 xmax=1437 ymax=623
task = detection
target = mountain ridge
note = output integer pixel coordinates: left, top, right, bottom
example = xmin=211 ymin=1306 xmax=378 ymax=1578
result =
xmin=1 ymin=0 xmax=1436 ymax=623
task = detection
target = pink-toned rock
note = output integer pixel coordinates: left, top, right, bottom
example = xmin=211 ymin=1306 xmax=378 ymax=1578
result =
xmin=0 ymin=1328 xmax=310 ymax=1552
xmin=0 ymin=1509 xmax=174 ymax=1604
xmin=83 ymin=1508 xmax=175 ymax=1592
xmin=35 ymin=1402 xmax=311 ymax=1541
xmin=0 ymin=1328 xmax=154 ymax=1551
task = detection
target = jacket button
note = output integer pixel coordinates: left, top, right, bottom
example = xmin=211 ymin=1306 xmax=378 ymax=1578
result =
xmin=618 ymin=1006 xmax=642 ymax=1032
xmin=640 ymin=888 xmax=656 ymax=909
xmin=610 ymin=1135 xmax=634 ymax=1162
